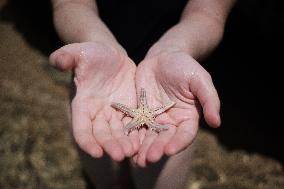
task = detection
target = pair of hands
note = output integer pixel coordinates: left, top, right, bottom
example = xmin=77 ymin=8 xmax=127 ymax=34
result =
xmin=49 ymin=42 xmax=220 ymax=167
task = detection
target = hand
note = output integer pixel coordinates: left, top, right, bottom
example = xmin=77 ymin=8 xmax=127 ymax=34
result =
xmin=134 ymin=51 xmax=221 ymax=167
xmin=49 ymin=42 xmax=139 ymax=161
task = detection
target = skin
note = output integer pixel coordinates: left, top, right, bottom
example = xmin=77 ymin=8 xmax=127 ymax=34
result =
xmin=50 ymin=42 xmax=139 ymax=161
xmin=134 ymin=0 xmax=236 ymax=167
xmin=50 ymin=0 xmax=236 ymax=166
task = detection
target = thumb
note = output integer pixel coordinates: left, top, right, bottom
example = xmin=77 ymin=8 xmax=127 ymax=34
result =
xmin=49 ymin=43 xmax=80 ymax=71
xmin=190 ymin=69 xmax=221 ymax=128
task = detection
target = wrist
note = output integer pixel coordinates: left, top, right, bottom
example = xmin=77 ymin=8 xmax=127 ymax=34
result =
xmin=145 ymin=13 xmax=224 ymax=60
xmin=145 ymin=39 xmax=187 ymax=59
xmin=52 ymin=1 xmax=126 ymax=55
xmin=86 ymin=38 xmax=127 ymax=56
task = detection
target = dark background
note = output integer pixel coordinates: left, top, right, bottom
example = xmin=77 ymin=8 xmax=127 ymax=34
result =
xmin=206 ymin=0 xmax=284 ymax=164
xmin=0 ymin=0 xmax=283 ymax=173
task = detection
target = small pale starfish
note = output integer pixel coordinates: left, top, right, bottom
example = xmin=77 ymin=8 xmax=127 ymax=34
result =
xmin=111 ymin=88 xmax=175 ymax=135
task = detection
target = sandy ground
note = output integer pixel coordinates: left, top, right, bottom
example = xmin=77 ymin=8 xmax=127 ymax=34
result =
xmin=0 ymin=0 xmax=283 ymax=189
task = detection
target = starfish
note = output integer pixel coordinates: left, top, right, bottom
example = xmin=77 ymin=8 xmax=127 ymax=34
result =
xmin=111 ymin=88 xmax=175 ymax=135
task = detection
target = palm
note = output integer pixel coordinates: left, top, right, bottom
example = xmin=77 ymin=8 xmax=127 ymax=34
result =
xmin=50 ymin=42 xmax=139 ymax=161
xmin=135 ymin=52 xmax=221 ymax=166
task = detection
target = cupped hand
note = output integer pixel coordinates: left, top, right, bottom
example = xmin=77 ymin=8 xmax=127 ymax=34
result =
xmin=49 ymin=42 xmax=140 ymax=161
xmin=134 ymin=51 xmax=221 ymax=167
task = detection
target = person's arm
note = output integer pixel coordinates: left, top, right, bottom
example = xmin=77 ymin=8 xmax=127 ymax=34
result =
xmin=134 ymin=0 xmax=236 ymax=167
xmin=147 ymin=0 xmax=236 ymax=60
xmin=49 ymin=0 xmax=139 ymax=161
xmin=51 ymin=0 xmax=125 ymax=53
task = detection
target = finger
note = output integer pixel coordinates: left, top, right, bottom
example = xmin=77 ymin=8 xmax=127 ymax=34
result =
xmin=138 ymin=127 xmax=147 ymax=145
xmin=123 ymin=117 xmax=140 ymax=153
xmin=129 ymin=130 xmax=139 ymax=153
xmin=164 ymin=119 xmax=198 ymax=156
xmin=72 ymin=105 xmax=103 ymax=158
xmin=190 ymin=70 xmax=221 ymax=127
xmin=137 ymin=130 xmax=158 ymax=167
xmin=93 ymin=114 xmax=125 ymax=161
xmin=109 ymin=114 xmax=134 ymax=157
xmin=49 ymin=43 xmax=79 ymax=71
xmin=146 ymin=125 xmax=176 ymax=163
xmin=133 ymin=127 xmax=147 ymax=166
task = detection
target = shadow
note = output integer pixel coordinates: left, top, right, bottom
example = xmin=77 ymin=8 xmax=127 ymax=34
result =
xmin=0 ymin=0 xmax=61 ymax=56
xmin=202 ymin=0 xmax=284 ymax=164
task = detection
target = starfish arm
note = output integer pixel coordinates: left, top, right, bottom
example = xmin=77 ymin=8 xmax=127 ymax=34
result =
xmin=153 ymin=101 xmax=176 ymax=116
xmin=124 ymin=119 xmax=142 ymax=135
xmin=147 ymin=121 xmax=169 ymax=133
xmin=139 ymin=88 xmax=148 ymax=107
xmin=111 ymin=102 xmax=135 ymax=117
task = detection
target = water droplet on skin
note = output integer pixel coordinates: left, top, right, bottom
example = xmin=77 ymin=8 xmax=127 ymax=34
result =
xmin=79 ymin=50 xmax=86 ymax=57
xmin=184 ymin=70 xmax=196 ymax=80
xmin=79 ymin=50 xmax=90 ymax=64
